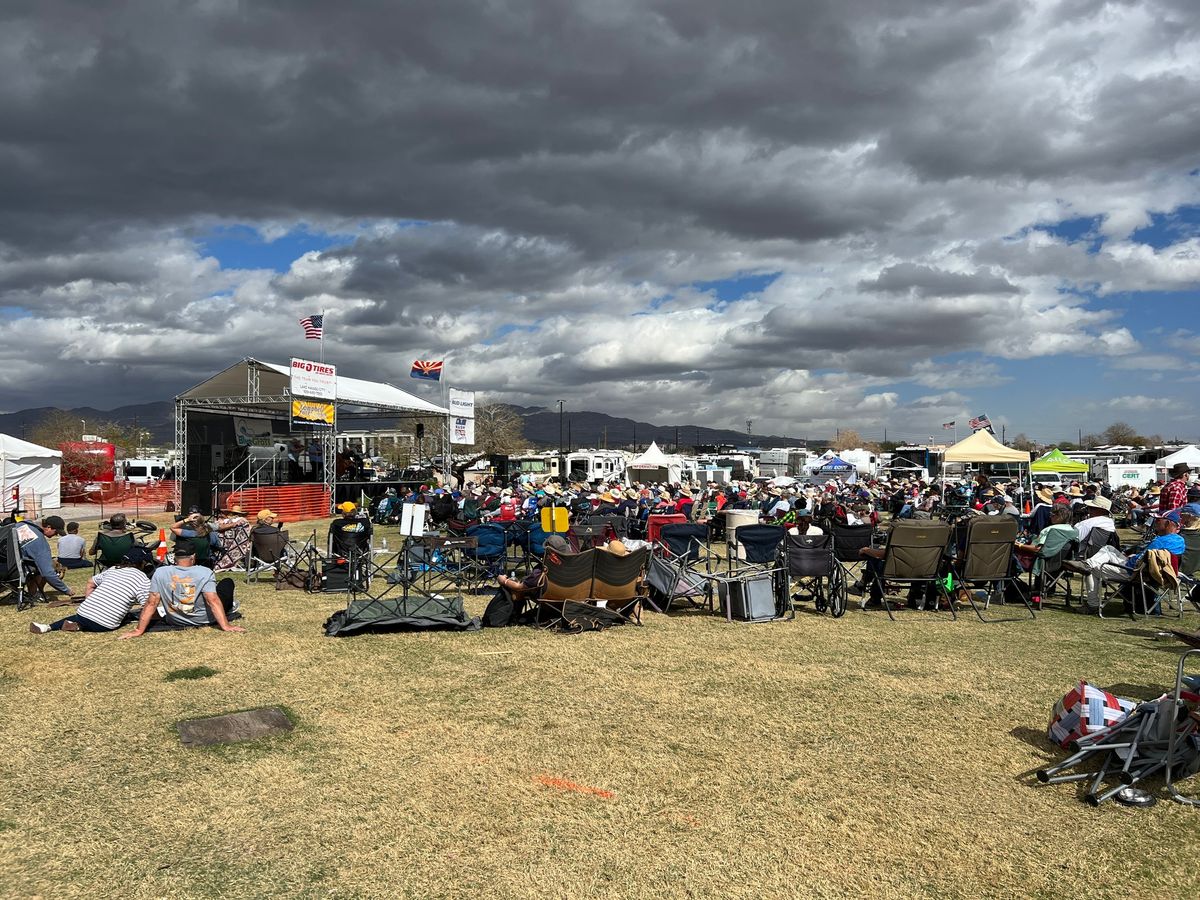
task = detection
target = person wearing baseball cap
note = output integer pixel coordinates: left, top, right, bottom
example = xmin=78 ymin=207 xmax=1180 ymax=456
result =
xmin=329 ymin=500 xmax=372 ymax=556
xmin=12 ymin=516 xmax=77 ymax=604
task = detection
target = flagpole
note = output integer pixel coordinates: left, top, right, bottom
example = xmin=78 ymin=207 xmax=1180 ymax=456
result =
xmin=320 ymin=308 xmax=325 ymax=364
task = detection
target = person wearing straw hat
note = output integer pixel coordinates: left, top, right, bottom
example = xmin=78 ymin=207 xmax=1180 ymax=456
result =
xmin=1075 ymin=495 xmax=1116 ymax=544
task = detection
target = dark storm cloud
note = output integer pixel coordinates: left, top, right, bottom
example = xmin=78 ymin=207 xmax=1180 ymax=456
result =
xmin=0 ymin=0 xmax=1196 ymax=427
xmin=858 ymin=264 xmax=1021 ymax=297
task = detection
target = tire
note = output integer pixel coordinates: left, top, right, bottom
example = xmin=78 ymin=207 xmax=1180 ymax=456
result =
xmin=828 ymin=565 xmax=848 ymax=618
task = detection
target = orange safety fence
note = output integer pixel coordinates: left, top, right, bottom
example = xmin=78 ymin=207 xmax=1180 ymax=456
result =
xmin=217 ymin=484 xmax=331 ymax=523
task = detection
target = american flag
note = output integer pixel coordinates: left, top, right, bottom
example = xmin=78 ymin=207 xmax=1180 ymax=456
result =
xmin=410 ymin=359 xmax=444 ymax=380
xmin=969 ymin=414 xmax=991 ymax=431
xmin=298 ymin=314 xmax=324 ymax=339
xmin=942 ymin=421 xmax=955 ymax=429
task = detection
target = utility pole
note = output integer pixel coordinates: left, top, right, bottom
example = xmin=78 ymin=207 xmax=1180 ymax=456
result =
xmin=1078 ymin=427 xmax=1083 ymax=447
xmin=675 ymin=426 xmax=679 ymax=452
xmin=632 ymin=423 xmax=636 ymax=452
xmin=557 ymin=400 xmax=565 ymax=483
xmin=1001 ymin=424 xmax=1006 ymax=443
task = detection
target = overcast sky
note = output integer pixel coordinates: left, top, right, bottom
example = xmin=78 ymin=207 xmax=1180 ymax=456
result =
xmin=2 ymin=0 xmax=1198 ymax=443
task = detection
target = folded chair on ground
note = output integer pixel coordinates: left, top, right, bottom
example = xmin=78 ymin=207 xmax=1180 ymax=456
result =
xmin=645 ymin=523 xmax=713 ymax=613
xmin=786 ymin=532 xmax=846 ymax=618
xmin=953 ymin=516 xmax=1033 ymax=622
xmin=864 ymin=520 xmax=953 ymax=621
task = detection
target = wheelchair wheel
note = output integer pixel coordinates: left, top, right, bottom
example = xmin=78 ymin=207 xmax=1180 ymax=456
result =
xmin=828 ymin=566 xmax=848 ymax=618
xmin=812 ymin=579 xmax=827 ymax=613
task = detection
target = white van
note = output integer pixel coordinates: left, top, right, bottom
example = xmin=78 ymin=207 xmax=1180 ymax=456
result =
xmin=122 ymin=458 xmax=169 ymax=485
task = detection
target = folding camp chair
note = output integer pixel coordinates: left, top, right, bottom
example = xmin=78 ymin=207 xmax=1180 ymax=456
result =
xmin=246 ymin=528 xmax=293 ymax=581
xmin=93 ymin=531 xmax=136 ymax=573
xmin=592 ymin=547 xmax=650 ymax=625
xmin=1061 ymin=528 xmax=1120 ymax=611
xmin=830 ymin=522 xmax=874 ymax=591
xmin=1166 ymin=649 xmax=1200 ymax=807
xmin=536 ymin=547 xmax=594 ymax=629
xmin=646 ymin=513 xmax=687 ymax=546
xmin=727 ymin=524 xmax=786 ymax=577
xmin=570 ymin=521 xmax=609 ymax=550
xmin=1026 ymin=538 xmax=1076 ymax=608
xmin=458 ymin=523 xmax=507 ymax=592
xmin=864 ymin=520 xmax=953 ymax=621
xmin=953 ymin=517 xmax=1032 ymax=622
xmin=786 ymin=532 xmax=846 ymax=618
xmin=645 ymin=523 xmax=713 ymax=613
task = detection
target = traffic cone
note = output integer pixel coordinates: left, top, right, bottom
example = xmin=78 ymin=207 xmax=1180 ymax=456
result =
xmin=1024 ymin=500 xmax=1032 ymax=514
xmin=155 ymin=528 xmax=168 ymax=562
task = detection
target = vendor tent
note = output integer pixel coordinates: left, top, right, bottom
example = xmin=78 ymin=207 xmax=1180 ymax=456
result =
xmin=1031 ymin=448 xmax=1089 ymax=474
xmin=818 ymin=456 xmax=855 ymax=473
xmin=0 ymin=434 xmax=62 ymax=512
xmin=626 ymin=441 xmax=682 ymax=484
xmin=1156 ymin=445 xmax=1200 ymax=477
xmin=943 ymin=429 xmax=1031 ymax=463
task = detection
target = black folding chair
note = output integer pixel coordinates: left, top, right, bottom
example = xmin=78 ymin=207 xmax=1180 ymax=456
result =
xmin=246 ymin=528 xmax=293 ymax=582
xmin=728 ymin=524 xmax=786 ymax=576
xmin=0 ymin=522 xmax=32 ymax=610
xmin=954 ymin=517 xmax=1033 ymax=622
xmin=830 ymin=522 xmax=874 ymax=590
xmin=786 ymin=532 xmax=846 ymax=618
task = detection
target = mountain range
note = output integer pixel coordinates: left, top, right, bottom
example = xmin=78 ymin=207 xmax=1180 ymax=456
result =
xmin=0 ymin=401 xmax=812 ymax=450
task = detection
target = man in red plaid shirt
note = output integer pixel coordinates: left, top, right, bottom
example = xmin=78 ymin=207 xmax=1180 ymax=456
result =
xmin=1160 ymin=462 xmax=1191 ymax=513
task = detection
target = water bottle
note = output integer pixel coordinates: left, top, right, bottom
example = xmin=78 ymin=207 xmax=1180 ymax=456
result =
xmin=381 ymin=537 xmax=388 ymax=551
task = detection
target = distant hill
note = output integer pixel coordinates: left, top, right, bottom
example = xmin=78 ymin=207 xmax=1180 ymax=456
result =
xmin=0 ymin=402 xmax=176 ymax=443
xmin=0 ymin=401 xmax=811 ymax=451
xmin=510 ymin=406 xmax=810 ymax=451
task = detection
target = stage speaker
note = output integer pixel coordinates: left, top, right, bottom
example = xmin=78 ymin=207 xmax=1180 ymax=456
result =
xmin=489 ymin=453 xmax=510 ymax=480
xmin=180 ymin=480 xmax=213 ymax=516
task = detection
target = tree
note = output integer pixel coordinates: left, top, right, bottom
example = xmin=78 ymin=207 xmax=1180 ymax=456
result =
xmin=832 ymin=429 xmax=863 ymax=452
xmin=470 ymin=403 xmax=525 ymax=455
xmin=29 ymin=410 xmax=114 ymax=497
xmin=1010 ymin=432 xmax=1035 ymax=451
xmin=1101 ymin=421 xmax=1139 ymax=446
xmin=1080 ymin=433 xmax=1101 ymax=449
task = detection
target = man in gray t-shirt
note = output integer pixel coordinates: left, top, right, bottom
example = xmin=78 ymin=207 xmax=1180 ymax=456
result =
xmin=118 ymin=542 xmax=244 ymax=639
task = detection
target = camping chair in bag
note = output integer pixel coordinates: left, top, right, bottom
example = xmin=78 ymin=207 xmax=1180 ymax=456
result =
xmin=830 ymin=522 xmax=874 ymax=592
xmin=592 ymin=547 xmax=650 ymax=625
xmin=646 ymin=523 xmax=713 ymax=613
xmin=0 ymin=522 xmax=32 ymax=610
xmin=786 ymin=532 xmax=846 ymax=618
xmin=953 ymin=517 xmax=1032 ymax=622
xmin=865 ymin=520 xmax=953 ymax=621
xmin=93 ymin=531 xmax=136 ymax=573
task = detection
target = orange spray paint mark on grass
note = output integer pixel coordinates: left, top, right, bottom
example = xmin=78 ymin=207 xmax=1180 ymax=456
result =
xmin=535 ymin=775 xmax=614 ymax=799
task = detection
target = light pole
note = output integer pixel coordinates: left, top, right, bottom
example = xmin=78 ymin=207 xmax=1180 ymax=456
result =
xmin=80 ymin=419 xmax=86 ymax=439
xmin=557 ymin=400 xmax=565 ymax=483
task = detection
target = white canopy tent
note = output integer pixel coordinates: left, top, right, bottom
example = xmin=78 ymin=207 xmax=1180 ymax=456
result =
xmin=625 ymin=441 xmax=684 ymax=484
xmin=1 ymin=433 xmax=62 ymax=512
xmin=1155 ymin=445 xmax=1200 ymax=479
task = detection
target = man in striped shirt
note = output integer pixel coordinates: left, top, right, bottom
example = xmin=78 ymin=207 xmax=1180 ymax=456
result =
xmin=29 ymin=550 xmax=151 ymax=634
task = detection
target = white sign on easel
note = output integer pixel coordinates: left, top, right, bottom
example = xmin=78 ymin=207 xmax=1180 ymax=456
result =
xmin=399 ymin=502 xmax=427 ymax=537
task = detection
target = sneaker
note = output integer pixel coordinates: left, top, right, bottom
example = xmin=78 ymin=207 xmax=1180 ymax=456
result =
xmin=61 ymin=620 xmax=80 ymax=632
xmin=28 ymin=622 xmax=50 ymax=634
xmin=847 ymin=583 xmax=864 ymax=596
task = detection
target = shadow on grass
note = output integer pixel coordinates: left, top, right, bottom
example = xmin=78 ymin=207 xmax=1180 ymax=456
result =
xmin=165 ymin=665 xmax=218 ymax=682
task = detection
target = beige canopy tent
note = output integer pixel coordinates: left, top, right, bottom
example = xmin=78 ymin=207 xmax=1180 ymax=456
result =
xmin=942 ymin=429 xmax=1032 ymax=506
xmin=943 ymin=429 xmax=1031 ymax=463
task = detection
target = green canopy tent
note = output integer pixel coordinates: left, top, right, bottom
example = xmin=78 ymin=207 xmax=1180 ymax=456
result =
xmin=1030 ymin=448 xmax=1089 ymax=474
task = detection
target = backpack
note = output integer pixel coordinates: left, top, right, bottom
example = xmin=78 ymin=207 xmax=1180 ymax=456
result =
xmin=482 ymin=589 xmax=518 ymax=627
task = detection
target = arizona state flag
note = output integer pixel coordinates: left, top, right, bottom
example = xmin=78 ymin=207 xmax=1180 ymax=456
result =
xmin=411 ymin=359 xmax=443 ymax=381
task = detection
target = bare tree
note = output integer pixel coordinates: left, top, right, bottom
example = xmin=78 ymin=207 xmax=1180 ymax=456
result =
xmin=831 ymin=429 xmax=864 ymax=452
xmin=470 ymin=403 xmax=525 ymax=455
xmin=1101 ymin=421 xmax=1139 ymax=446
xmin=1010 ymin=432 xmax=1035 ymax=451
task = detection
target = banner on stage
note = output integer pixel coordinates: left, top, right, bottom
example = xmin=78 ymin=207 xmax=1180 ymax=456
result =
xmin=233 ymin=416 xmax=273 ymax=447
xmin=448 ymin=388 xmax=475 ymax=418
xmin=291 ymin=399 xmax=335 ymax=426
xmin=451 ymin=416 xmax=475 ymax=445
xmin=290 ymin=357 xmax=337 ymax=400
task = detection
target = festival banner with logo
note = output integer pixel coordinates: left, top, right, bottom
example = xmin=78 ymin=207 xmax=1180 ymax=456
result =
xmin=290 ymin=357 xmax=337 ymax=400
xmin=451 ymin=416 xmax=475 ymax=445
xmin=448 ymin=388 xmax=475 ymax=418
xmin=291 ymin=399 xmax=335 ymax=426
xmin=233 ymin=416 xmax=273 ymax=447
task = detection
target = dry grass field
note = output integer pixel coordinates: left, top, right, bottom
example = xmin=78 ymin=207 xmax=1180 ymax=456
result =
xmin=2 ymin=516 xmax=1199 ymax=899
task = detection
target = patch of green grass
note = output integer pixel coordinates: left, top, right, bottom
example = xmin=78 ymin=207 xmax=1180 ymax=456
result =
xmin=164 ymin=665 xmax=218 ymax=682
xmin=0 ymin=820 xmax=15 ymax=833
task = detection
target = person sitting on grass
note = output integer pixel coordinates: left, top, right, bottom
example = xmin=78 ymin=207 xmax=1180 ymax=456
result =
xmin=30 ymin=548 xmax=152 ymax=634
xmin=117 ymin=540 xmax=245 ymax=639
xmin=56 ymin=521 xmax=91 ymax=570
